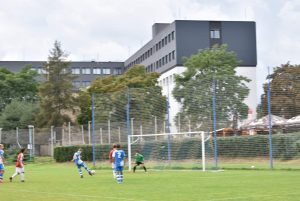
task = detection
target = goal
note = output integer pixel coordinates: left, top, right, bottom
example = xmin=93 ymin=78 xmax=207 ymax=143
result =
xmin=127 ymin=131 xmax=213 ymax=171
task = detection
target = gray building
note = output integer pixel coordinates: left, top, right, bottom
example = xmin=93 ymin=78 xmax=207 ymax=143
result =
xmin=125 ymin=20 xmax=256 ymax=74
xmin=0 ymin=60 xmax=124 ymax=89
xmin=0 ymin=20 xmax=256 ymax=89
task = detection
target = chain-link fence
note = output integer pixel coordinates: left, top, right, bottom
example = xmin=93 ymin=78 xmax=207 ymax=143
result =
xmin=0 ymin=67 xmax=299 ymax=169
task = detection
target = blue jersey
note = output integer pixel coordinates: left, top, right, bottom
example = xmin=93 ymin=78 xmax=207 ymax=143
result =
xmin=113 ymin=150 xmax=126 ymax=167
xmin=0 ymin=150 xmax=4 ymax=164
xmin=73 ymin=151 xmax=83 ymax=165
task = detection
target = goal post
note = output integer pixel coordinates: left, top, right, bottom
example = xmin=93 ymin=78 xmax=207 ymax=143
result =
xmin=127 ymin=131 xmax=211 ymax=171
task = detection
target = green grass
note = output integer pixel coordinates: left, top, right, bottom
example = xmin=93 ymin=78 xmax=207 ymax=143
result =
xmin=1 ymin=162 xmax=300 ymax=201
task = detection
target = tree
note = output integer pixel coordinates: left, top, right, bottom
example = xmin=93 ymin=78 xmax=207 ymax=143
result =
xmin=0 ymin=100 xmax=39 ymax=130
xmin=0 ymin=65 xmax=39 ymax=112
xmin=77 ymin=65 xmax=166 ymax=126
xmin=173 ymin=44 xmax=250 ymax=131
xmin=259 ymin=63 xmax=300 ymax=119
xmin=36 ymin=41 xmax=77 ymax=127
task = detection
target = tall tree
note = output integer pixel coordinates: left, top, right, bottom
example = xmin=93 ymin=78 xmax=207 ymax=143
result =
xmin=77 ymin=65 xmax=166 ymax=126
xmin=259 ymin=63 xmax=300 ymax=119
xmin=0 ymin=65 xmax=39 ymax=112
xmin=173 ymin=44 xmax=250 ymax=131
xmin=0 ymin=100 xmax=39 ymax=130
xmin=36 ymin=41 xmax=77 ymax=127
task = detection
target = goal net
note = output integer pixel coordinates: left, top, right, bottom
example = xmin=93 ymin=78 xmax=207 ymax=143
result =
xmin=127 ymin=131 xmax=214 ymax=171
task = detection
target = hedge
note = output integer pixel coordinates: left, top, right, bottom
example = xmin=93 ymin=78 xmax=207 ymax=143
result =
xmin=54 ymin=133 xmax=300 ymax=162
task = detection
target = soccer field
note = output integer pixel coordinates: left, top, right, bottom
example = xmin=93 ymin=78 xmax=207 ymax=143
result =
xmin=1 ymin=162 xmax=300 ymax=201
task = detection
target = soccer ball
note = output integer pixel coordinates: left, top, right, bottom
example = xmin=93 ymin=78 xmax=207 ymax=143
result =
xmin=91 ymin=170 xmax=96 ymax=175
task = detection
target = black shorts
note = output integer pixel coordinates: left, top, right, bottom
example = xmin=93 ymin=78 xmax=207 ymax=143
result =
xmin=135 ymin=161 xmax=144 ymax=166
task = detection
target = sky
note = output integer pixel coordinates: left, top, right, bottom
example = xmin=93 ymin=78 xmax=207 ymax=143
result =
xmin=1 ymin=0 xmax=300 ymax=98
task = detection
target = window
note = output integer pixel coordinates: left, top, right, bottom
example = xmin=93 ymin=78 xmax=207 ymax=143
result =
xmin=72 ymin=68 xmax=80 ymax=74
xmin=168 ymin=34 xmax=171 ymax=42
xmin=165 ymin=36 xmax=168 ymax=45
xmin=172 ymin=50 xmax=175 ymax=60
xmin=36 ymin=67 xmax=47 ymax=74
xmin=82 ymin=67 xmax=91 ymax=74
xmin=171 ymin=31 xmax=175 ymax=40
xmin=93 ymin=68 xmax=101 ymax=74
xmin=114 ymin=68 xmax=122 ymax=75
xmin=103 ymin=68 xmax=111 ymax=75
xmin=72 ymin=81 xmax=81 ymax=88
xmin=169 ymin=53 xmax=172 ymax=62
xmin=82 ymin=81 xmax=91 ymax=87
xmin=210 ymin=29 xmax=220 ymax=39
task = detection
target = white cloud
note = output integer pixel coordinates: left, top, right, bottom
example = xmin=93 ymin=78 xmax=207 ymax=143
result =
xmin=0 ymin=0 xmax=300 ymax=99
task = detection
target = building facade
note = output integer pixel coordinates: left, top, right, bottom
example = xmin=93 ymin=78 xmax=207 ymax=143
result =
xmin=0 ymin=20 xmax=257 ymax=130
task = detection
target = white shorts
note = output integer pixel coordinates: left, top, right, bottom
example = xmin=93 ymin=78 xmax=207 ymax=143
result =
xmin=16 ymin=167 xmax=25 ymax=174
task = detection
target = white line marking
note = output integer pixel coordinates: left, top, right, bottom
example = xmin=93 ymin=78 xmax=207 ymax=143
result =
xmin=205 ymin=192 xmax=300 ymax=201
xmin=3 ymin=187 xmax=147 ymax=201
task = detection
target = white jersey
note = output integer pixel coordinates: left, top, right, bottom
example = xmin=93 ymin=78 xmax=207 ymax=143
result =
xmin=73 ymin=151 xmax=83 ymax=165
xmin=0 ymin=150 xmax=4 ymax=164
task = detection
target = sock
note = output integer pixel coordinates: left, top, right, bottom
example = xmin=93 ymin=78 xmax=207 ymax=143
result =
xmin=20 ymin=173 xmax=25 ymax=181
xmin=11 ymin=172 xmax=18 ymax=178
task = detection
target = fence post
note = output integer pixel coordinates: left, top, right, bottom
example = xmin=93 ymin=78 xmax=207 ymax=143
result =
xmin=100 ymin=127 xmax=103 ymax=144
xmin=118 ymin=126 xmax=121 ymax=143
xmin=81 ymin=125 xmax=85 ymax=144
xmin=212 ymin=77 xmax=218 ymax=169
xmin=92 ymin=93 xmax=96 ymax=167
xmin=88 ymin=121 xmax=91 ymax=145
xmin=68 ymin=122 xmax=71 ymax=145
xmin=28 ymin=125 xmax=34 ymax=161
xmin=50 ymin=126 xmax=54 ymax=157
xmin=16 ymin=127 xmax=21 ymax=148
xmin=267 ymin=66 xmax=273 ymax=169
xmin=126 ymin=87 xmax=132 ymax=171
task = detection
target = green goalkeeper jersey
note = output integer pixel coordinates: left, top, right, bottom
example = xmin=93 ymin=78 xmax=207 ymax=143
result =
xmin=134 ymin=153 xmax=144 ymax=162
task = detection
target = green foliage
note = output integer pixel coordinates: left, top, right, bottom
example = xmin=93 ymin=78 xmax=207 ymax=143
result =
xmin=0 ymin=99 xmax=39 ymax=130
xmin=2 ymin=164 xmax=300 ymax=201
xmin=77 ymin=65 xmax=166 ymax=125
xmin=0 ymin=65 xmax=39 ymax=112
xmin=54 ymin=144 xmax=125 ymax=162
xmin=217 ymin=133 xmax=300 ymax=160
xmin=173 ymin=44 xmax=250 ymax=131
xmin=259 ymin=63 xmax=300 ymax=119
xmin=55 ymin=133 xmax=300 ymax=162
xmin=37 ymin=41 xmax=77 ymax=127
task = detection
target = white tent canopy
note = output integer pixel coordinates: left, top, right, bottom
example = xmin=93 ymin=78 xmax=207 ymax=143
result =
xmin=241 ymin=115 xmax=287 ymax=129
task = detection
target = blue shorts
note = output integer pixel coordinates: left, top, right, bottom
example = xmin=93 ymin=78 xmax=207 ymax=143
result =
xmin=0 ymin=164 xmax=4 ymax=171
xmin=76 ymin=162 xmax=86 ymax=169
xmin=115 ymin=165 xmax=123 ymax=172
